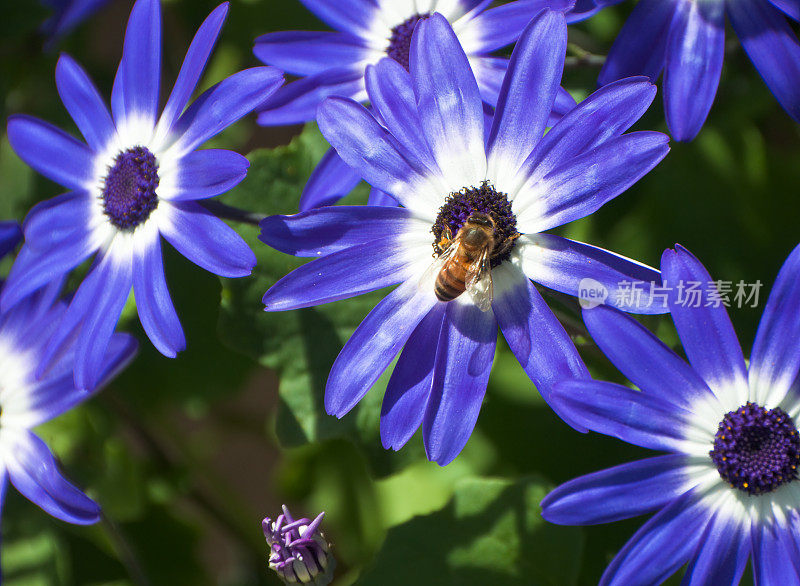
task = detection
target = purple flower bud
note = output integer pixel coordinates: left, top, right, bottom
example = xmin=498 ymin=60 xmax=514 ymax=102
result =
xmin=262 ymin=505 xmax=334 ymax=585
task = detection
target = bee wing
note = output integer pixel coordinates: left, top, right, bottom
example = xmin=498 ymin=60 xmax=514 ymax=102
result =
xmin=420 ymin=238 xmax=459 ymax=291
xmin=466 ymin=248 xmax=493 ymax=312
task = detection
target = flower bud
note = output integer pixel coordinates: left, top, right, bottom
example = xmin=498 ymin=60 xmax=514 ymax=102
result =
xmin=262 ymin=505 xmax=334 ymax=585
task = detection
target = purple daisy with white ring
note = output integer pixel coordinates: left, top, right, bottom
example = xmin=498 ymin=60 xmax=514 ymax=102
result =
xmin=542 ymin=244 xmax=800 ymax=584
xmin=2 ymin=0 xmax=283 ymax=390
xmin=596 ymin=0 xmax=800 ymax=141
xmin=253 ymin=0 xmax=583 ymax=211
xmin=260 ymin=10 xmax=669 ymax=465
xmin=0 ymin=233 xmax=137 ymax=574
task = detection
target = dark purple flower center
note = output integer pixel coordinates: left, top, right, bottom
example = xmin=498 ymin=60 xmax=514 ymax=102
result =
xmin=387 ymin=13 xmax=430 ymax=71
xmin=102 ymin=146 xmax=159 ymax=230
xmin=710 ymin=402 xmax=800 ymax=495
xmin=432 ymin=182 xmax=519 ymax=268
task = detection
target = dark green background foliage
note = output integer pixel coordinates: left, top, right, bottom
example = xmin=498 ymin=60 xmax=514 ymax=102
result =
xmin=0 ymin=0 xmax=795 ymax=584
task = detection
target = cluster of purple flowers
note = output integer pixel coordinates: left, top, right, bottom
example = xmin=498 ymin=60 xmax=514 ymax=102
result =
xmin=4 ymin=0 xmax=800 ymax=583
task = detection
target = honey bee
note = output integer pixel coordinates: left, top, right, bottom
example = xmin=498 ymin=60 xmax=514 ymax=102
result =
xmin=429 ymin=213 xmax=517 ymax=312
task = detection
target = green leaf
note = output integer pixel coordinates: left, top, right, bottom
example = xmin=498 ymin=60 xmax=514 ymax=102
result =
xmin=3 ymin=526 xmax=65 ymax=586
xmin=218 ymin=125 xmax=386 ymax=448
xmin=356 ymin=476 xmax=584 ymax=586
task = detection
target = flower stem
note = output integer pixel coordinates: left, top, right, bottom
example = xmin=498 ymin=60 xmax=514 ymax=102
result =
xmin=102 ymin=513 xmax=151 ymax=586
xmin=101 ymin=394 xmax=264 ymax=559
xmin=564 ymin=53 xmax=606 ymax=68
xmin=565 ymin=43 xmax=606 ymax=68
xmin=201 ymin=201 xmax=266 ymax=226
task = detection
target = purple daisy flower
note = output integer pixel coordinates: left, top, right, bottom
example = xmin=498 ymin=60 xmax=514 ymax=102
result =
xmin=542 ymin=244 xmax=800 ymax=584
xmin=41 ymin=0 xmax=113 ymax=46
xmin=597 ymin=0 xmax=800 ymax=141
xmin=260 ymin=11 xmax=670 ymax=465
xmin=2 ymin=0 xmax=283 ymax=390
xmin=253 ymin=0 xmax=582 ymax=211
xmin=0 ymin=255 xmax=137 ymax=572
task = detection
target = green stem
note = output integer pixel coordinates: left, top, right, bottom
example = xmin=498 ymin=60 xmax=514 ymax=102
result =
xmin=102 ymin=514 xmax=151 ymax=586
xmin=101 ymin=394 xmax=263 ymax=557
xmin=201 ymin=200 xmax=267 ymax=226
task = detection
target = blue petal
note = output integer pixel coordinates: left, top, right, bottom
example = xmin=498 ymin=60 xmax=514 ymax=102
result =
xmin=317 ymin=96 xmax=443 ymax=211
xmin=541 ymin=455 xmax=689 ymax=525
xmin=751 ymin=518 xmax=800 ymax=585
xmin=661 ymin=246 xmax=750 ymax=399
xmin=254 ymin=31 xmax=369 ymax=76
xmin=583 ymin=304 xmax=716 ymax=409
xmin=423 ymin=301 xmax=497 ymax=466
xmin=664 ymin=0 xmax=725 ymax=141
xmin=7 ymin=115 xmax=95 ymax=191
xmin=261 ymin=238 xmax=409 ymax=311
xmin=18 ymin=334 xmax=137 ymax=428
xmin=299 ymin=149 xmax=362 ymax=211
xmin=769 ymin=0 xmax=800 ymax=21
xmin=133 ymin=236 xmax=185 ymax=358
xmin=600 ymin=491 xmax=710 ymax=586
xmin=0 ymin=467 xmax=7 ymax=520
xmin=492 ymin=263 xmax=588 ymax=408
xmin=157 ymin=3 xmax=229 ymax=137
xmin=0 ymin=221 xmax=22 ymax=260
xmin=728 ymin=0 xmax=800 ymax=125
xmin=682 ymin=512 xmax=750 ymax=586
xmin=297 ymin=0 xmax=377 ymax=36
xmin=55 ymin=54 xmax=115 ymax=151
xmin=487 ymin=10 xmax=566 ymax=183
xmin=365 ymin=59 xmax=437 ymax=171
xmin=68 ymin=250 xmax=133 ymax=391
xmin=518 ymin=77 xmax=658 ymax=186
xmin=174 ymin=67 xmax=284 ymax=154
xmin=1 ymin=286 xmax=64 ymax=355
xmin=44 ymin=0 xmax=111 ymax=45
xmin=458 ymin=0 xmax=491 ymax=12
xmin=9 ymin=287 xmax=66 ymax=351
xmin=23 ymin=191 xmax=94 ymax=252
xmin=259 ymin=205 xmax=415 ymax=258
xmin=749 ymin=244 xmax=800 ymax=404
xmin=111 ymin=0 xmax=161 ymax=126
xmin=381 ymin=304 xmax=446 ymax=451
xmin=160 ymin=202 xmax=256 ymax=278
xmin=462 ymin=0 xmax=575 ymax=53
xmin=551 ymin=85 xmax=577 ymax=124
xmin=550 ymin=379 xmax=690 ymax=452
xmin=257 ymin=67 xmax=364 ymax=127
xmin=325 ymin=279 xmax=439 ymax=417
xmin=472 ymin=56 xmax=507 ymax=107
xmin=598 ymin=0 xmax=680 ymax=85
xmin=783 ymin=511 xmax=800 ymax=578
xmin=411 ymin=13 xmax=486 ymax=188
xmin=515 ymin=131 xmax=670 ymax=233
xmin=367 ymin=189 xmax=398 ymax=207
xmin=1 ymin=241 xmax=95 ymax=312
xmin=172 ymin=149 xmax=249 ymax=201
xmin=5 ymin=429 xmax=100 ymax=525
xmin=567 ymin=0 xmax=624 ymax=23
xmin=518 ymin=234 xmax=665 ymax=315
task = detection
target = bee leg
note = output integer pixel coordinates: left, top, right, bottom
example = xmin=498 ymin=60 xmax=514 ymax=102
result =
xmin=435 ymin=227 xmax=453 ymax=257
xmin=492 ymin=233 xmax=520 ymax=258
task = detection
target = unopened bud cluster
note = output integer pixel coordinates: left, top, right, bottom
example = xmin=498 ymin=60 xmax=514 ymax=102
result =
xmin=262 ymin=505 xmax=334 ymax=585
